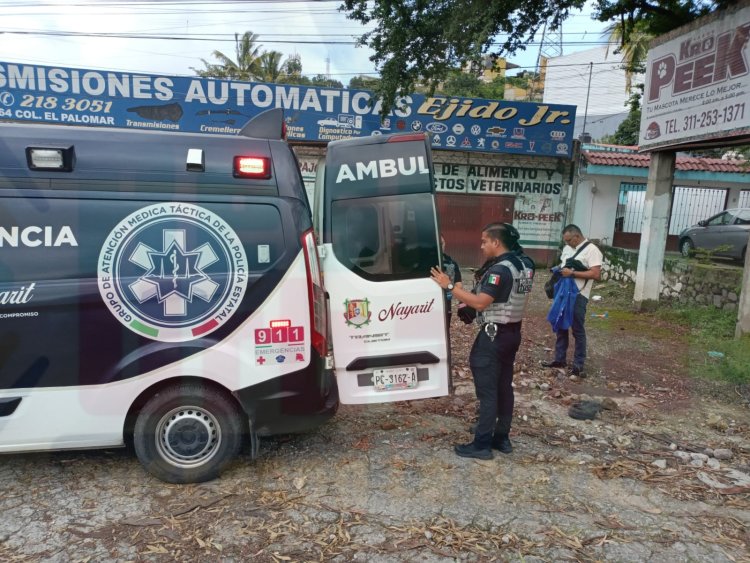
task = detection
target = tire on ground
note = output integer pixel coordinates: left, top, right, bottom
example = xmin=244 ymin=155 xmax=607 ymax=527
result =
xmin=680 ymin=238 xmax=694 ymax=258
xmin=133 ymin=383 xmax=246 ymax=483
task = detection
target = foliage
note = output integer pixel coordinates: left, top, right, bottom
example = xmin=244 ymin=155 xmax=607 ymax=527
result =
xmin=602 ymin=20 xmax=652 ymax=92
xmin=257 ymin=51 xmax=286 ymax=83
xmin=192 ymin=31 xmax=262 ymax=80
xmin=348 ymin=75 xmax=381 ymax=90
xmin=342 ymin=0 xmax=587 ymax=114
xmin=692 ymin=244 xmax=733 ymax=264
xmin=193 ymin=32 xmax=312 ymax=86
xmin=436 ymin=70 xmax=507 ymax=99
xmin=593 ymin=0 xmax=735 ymax=46
xmin=598 ymin=89 xmax=642 ymax=145
xmin=655 ymin=304 xmax=750 ymax=384
xmin=341 ymin=0 xmax=735 ymax=115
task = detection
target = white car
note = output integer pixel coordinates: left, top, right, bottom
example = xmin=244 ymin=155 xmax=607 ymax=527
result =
xmin=318 ymin=117 xmax=346 ymax=127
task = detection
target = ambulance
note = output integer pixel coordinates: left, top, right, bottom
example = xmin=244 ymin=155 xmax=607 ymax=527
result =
xmin=0 ymin=109 xmax=451 ymax=483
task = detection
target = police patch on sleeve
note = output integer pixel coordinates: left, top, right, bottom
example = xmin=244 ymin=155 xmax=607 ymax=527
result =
xmin=487 ymin=273 xmax=501 ymax=285
xmin=97 ymin=203 xmax=248 ymax=342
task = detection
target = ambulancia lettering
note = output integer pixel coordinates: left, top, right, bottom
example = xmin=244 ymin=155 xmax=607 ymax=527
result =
xmin=0 ymin=226 xmax=78 ymax=247
xmin=335 ymin=156 xmax=430 ymax=183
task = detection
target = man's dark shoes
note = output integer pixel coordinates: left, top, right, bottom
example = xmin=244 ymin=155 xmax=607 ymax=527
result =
xmin=491 ymin=435 xmax=513 ymax=454
xmin=568 ymin=365 xmax=586 ymax=378
xmin=454 ymin=442 xmax=493 ymax=460
xmin=541 ymin=360 xmax=566 ymax=368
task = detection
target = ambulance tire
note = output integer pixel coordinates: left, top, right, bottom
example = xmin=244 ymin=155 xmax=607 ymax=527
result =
xmin=133 ymin=383 xmax=245 ymax=484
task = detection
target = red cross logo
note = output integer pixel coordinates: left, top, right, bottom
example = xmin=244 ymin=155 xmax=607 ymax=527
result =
xmin=257 ymin=356 xmax=266 ymax=365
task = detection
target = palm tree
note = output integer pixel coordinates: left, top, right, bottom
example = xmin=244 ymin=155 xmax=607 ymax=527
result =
xmin=257 ymin=51 xmax=285 ymax=82
xmin=193 ymin=31 xmax=262 ymax=80
xmin=604 ymin=21 xmax=652 ymax=93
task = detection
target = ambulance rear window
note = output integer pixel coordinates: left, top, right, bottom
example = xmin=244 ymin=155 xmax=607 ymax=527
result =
xmin=331 ymin=193 xmax=438 ymax=281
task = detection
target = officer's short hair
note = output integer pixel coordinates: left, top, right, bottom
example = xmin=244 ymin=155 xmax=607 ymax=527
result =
xmin=483 ymin=222 xmax=520 ymax=250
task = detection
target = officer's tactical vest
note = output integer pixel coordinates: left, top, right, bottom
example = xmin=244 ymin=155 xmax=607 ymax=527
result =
xmin=477 ymin=257 xmax=533 ymax=324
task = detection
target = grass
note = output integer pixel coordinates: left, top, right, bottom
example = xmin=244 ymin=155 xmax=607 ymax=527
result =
xmin=590 ymin=279 xmax=750 ymax=384
xmin=654 ymin=303 xmax=750 ymax=385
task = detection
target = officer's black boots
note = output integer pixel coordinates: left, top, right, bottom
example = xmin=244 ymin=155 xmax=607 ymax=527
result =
xmin=492 ymin=434 xmax=513 ymax=454
xmin=454 ymin=442 xmax=493 ymax=460
xmin=492 ymin=416 xmax=513 ymax=454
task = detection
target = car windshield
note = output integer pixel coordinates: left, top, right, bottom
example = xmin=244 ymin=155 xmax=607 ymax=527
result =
xmin=735 ymin=209 xmax=750 ymax=224
xmin=707 ymin=212 xmax=730 ymax=226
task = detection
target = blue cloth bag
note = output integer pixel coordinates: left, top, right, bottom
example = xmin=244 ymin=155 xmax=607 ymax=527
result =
xmin=546 ymin=269 xmax=579 ymax=332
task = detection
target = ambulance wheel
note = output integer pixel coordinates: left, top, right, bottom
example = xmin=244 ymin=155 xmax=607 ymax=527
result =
xmin=133 ymin=383 xmax=245 ymax=484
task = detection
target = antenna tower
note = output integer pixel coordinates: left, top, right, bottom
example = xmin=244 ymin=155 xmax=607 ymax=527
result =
xmin=531 ymin=20 xmax=564 ymax=100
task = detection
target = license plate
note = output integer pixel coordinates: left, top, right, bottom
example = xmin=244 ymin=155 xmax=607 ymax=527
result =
xmin=372 ymin=366 xmax=418 ymax=391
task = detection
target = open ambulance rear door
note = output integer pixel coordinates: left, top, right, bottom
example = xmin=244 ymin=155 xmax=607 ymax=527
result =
xmin=316 ymin=133 xmax=451 ymax=404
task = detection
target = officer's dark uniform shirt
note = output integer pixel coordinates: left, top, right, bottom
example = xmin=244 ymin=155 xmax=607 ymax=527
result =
xmin=475 ymin=253 xmax=515 ymax=307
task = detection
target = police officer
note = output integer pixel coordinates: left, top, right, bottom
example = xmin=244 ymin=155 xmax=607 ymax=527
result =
xmin=431 ymin=222 xmax=534 ymax=460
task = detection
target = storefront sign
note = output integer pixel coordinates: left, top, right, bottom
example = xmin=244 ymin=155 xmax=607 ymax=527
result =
xmin=640 ymin=4 xmax=750 ymax=150
xmin=434 ymin=162 xmax=566 ymax=248
xmin=0 ymin=61 xmax=576 ymax=157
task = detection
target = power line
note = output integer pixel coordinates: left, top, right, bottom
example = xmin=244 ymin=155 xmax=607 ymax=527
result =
xmin=0 ymin=29 xmax=622 ymax=47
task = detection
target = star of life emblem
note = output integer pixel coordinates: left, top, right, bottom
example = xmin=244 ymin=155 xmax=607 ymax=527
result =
xmin=98 ymin=203 xmax=248 ymax=342
xmin=129 ymin=229 xmax=219 ymax=317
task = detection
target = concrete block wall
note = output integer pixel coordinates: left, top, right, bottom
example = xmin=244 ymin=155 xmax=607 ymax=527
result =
xmin=601 ymin=246 xmax=743 ymax=311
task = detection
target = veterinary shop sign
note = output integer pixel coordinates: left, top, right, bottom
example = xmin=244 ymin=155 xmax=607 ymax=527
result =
xmin=640 ymin=4 xmax=750 ymax=150
xmin=434 ymin=162 xmax=566 ymax=248
xmin=0 ymin=62 xmax=575 ymax=158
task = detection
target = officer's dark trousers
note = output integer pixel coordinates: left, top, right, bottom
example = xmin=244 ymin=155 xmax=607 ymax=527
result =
xmin=469 ymin=322 xmax=522 ymax=449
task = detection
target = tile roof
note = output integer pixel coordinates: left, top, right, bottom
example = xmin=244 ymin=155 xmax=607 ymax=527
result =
xmin=583 ymin=150 xmax=749 ymax=173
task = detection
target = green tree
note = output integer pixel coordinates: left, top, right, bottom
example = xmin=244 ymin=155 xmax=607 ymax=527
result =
xmin=283 ymin=54 xmax=303 ymax=79
xmin=341 ymin=0 xmax=736 ymax=115
xmin=599 ymin=89 xmax=642 ymax=145
xmin=604 ymin=20 xmax=652 ymax=92
xmin=348 ymin=75 xmax=382 ymax=90
xmin=257 ymin=51 xmax=286 ymax=82
xmin=192 ymin=31 xmax=263 ymax=80
xmin=310 ymin=75 xmax=344 ymax=88
xmin=438 ymin=70 xmax=484 ymax=97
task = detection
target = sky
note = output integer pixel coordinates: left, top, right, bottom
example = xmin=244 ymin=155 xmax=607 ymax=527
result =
xmin=0 ymin=0 xmax=612 ymax=86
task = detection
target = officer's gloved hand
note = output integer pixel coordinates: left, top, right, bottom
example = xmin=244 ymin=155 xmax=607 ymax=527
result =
xmin=457 ymin=304 xmax=476 ymax=324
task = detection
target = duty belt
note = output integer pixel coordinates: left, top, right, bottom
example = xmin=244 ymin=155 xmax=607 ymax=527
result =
xmin=483 ymin=322 xmax=498 ymax=341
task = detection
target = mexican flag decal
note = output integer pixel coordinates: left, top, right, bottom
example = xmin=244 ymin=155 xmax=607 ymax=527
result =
xmin=487 ymin=274 xmax=500 ymax=285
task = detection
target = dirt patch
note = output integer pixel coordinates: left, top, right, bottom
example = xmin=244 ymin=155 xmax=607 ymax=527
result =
xmin=1 ymin=276 xmax=749 ymax=562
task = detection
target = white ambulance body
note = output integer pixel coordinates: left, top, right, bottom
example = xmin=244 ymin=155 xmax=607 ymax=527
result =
xmin=0 ymin=111 xmax=450 ymax=483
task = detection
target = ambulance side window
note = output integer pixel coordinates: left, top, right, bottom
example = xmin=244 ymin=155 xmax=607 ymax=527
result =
xmin=331 ymin=193 xmax=438 ymax=281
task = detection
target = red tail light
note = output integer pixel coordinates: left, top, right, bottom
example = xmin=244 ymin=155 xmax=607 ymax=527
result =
xmin=301 ymin=229 xmax=327 ymax=357
xmin=233 ymin=156 xmax=271 ymax=179
xmin=387 ymin=133 xmax=427 ymax=142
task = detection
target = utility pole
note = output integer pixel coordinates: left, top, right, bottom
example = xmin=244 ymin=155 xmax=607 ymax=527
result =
xmin=736 ymin=232 xmax=750 ymax=338
xmin=580 ymin=61 xmax=593 ymax=143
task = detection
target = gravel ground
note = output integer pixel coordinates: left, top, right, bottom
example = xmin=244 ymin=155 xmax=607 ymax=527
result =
xmin=1 ymin=275 xmax=748 ymax=562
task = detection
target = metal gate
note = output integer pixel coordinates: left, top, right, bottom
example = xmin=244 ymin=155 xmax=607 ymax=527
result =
xmin=613 ymin=182 xmax=728 ymax=249
xmin=436 ymin=194 xmax=515 ymax=269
